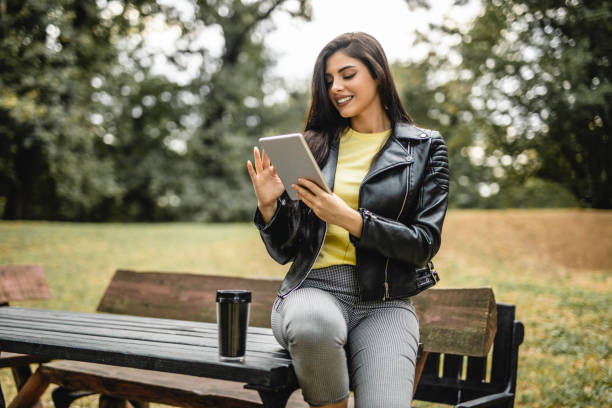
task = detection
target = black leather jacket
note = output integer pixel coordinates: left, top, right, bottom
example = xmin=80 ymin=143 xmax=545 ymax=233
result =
xmin=255 ymin=122 xmax=449 ymax=301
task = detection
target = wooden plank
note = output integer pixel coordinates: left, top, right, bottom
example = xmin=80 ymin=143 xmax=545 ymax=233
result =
xmin=0 ymin=353 xmax=49 ymax=369
xmin=412 ymin=287 xmax=497 ymax=356
xmin=0 ymin=314 xmax=285 ymax=353
xmin=0 ymin=308 xmax=294 ymax=388
xmin=41 ymin=361 xmax=311 ymax=408
xmin=0 ymin=265 xmax=50 ymax=304
xmin=0 ymin=325 xmax=291 ymax=376
xmin=7 ymin=371 xmax=50 ymax=408
xmin=41 ymin=361 xmax=264 ymax=408
xmin=97 ymin=270 xmax=280 ymax=328
xmin=0 ymin=320 xmax=289 ymax=363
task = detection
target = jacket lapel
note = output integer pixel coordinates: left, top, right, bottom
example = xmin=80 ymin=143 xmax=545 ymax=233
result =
xmin=323 ymin=122 xmax=427 ymax=190
xmin=322 ymin=141 xmax=338 ymax=191
xmin=364 ymin=122 xmax=422 ymax=183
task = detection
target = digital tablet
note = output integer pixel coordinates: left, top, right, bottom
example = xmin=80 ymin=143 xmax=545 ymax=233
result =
xmin=259 ymin=133 xmax=331 ymax=201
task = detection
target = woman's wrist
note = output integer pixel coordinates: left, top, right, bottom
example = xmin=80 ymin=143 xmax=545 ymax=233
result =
xmin=341 ymin=208 xmax=363 ymax=238
xmin=258 ymin=200 xmax=278 ymax=224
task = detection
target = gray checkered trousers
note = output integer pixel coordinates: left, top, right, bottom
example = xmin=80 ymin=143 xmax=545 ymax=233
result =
xmin=271 ymin=264 xmax=419 ymax=407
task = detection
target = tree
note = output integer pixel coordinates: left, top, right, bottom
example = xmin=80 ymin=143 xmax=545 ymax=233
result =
xmin=0 ymin=0 xmax=312 ymax=221
xmin=0 ymin=0 xmax=164 ymax=220
xmin=409 ymin=0 xmax=611 ymax=208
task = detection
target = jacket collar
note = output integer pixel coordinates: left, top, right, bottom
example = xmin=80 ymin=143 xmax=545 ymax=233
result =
xmin=394 ymin=122 xmax=430 ymax=140
xmin=323 ymin=122 xmax=424 ymax=189
xmin=364 ymin=122 xmax=422 ymax=180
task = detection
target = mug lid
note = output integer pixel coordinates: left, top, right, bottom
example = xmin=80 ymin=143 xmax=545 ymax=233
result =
xmin=216 ymin=290 xmax=251 ymax=303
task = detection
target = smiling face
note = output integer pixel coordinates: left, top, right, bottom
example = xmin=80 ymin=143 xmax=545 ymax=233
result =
xmin=325 ymin=51 xmax=387 ymax=131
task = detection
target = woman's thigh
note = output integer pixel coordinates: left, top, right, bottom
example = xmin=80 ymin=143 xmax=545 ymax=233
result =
xmin=271 ymin=287 xmax=349 ymax=350
xmin=348 ymin=303 xmax=419 ymax=408
xmin=271 ymin=287 xmax=352 ymax=406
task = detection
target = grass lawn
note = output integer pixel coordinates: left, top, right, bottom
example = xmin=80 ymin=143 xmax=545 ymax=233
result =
xmin=1 ymin=209 xmax=611 ymax=407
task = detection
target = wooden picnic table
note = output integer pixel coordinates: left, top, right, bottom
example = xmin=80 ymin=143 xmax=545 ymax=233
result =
xmin=0 ymin=306 xmax=299 ymax=408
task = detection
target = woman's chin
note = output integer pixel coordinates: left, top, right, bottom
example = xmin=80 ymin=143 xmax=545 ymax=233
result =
xmin=337 ymin=108 xmax=354 ymax=119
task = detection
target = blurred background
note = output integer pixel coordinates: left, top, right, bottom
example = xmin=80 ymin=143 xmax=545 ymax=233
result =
xmin=1 ymin=2 xmax=611 ymax=407
xmin=1 ymin=0 xmax=610 ymax=222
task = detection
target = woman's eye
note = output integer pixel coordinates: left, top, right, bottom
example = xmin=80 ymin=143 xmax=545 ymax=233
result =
xmin=344 ymin=73 xmax=356 ymax=80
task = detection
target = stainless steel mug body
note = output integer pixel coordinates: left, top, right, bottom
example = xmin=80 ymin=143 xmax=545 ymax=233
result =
xmin=216 ymin=290 xmax=251 ymax=362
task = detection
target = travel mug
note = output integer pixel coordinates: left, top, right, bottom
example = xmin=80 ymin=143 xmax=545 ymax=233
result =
xmin=216 ymin=290 xmax=251 ymax=362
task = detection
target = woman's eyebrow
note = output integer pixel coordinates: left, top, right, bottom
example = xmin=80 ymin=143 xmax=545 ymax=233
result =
xmin=338 ymin=65 xmax=356 ymax=73
xmin=326 ymin=65 xmax=357 ymax=77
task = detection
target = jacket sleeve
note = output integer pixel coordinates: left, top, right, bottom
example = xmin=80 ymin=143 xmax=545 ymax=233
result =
xmin=254 ymin=196 xmax=302 ymax=265
xmin=350 ymin=134 xmax=449 ymax=267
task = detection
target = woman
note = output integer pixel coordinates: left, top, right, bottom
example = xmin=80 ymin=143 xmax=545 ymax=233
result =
xmin=247 ymin=32 xmax=449 ymax=408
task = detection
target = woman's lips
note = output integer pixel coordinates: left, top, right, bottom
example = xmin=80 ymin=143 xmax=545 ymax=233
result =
xmin=336 ymin=95 xmax=353 ymax=106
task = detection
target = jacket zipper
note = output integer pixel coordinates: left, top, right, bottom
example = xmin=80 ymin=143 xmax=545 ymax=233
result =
xmin=281 ymin=219 xmax=328 ymax=299
xmin=381 ymin=143 xmax=412 ymax=301
xmin=282 ymin=144 xmax=338 ymax=299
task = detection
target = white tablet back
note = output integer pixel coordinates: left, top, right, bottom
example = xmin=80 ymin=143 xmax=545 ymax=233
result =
xmin=259 ymin=133 xmax=331 ymax=200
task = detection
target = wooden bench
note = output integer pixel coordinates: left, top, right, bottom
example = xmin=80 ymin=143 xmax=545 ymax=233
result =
xmin=413 ymin=299 xmax=524 ymax=408
xmin=40 ymin=270 xmax=507 ymax=408
xmin=0 ymin=265 xmax=52 ymax=408
xmin=43 ymin=270 xmax=307 ymax=408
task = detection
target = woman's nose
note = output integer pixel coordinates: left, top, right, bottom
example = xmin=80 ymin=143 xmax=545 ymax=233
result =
xmin=330 ymin=80 xmax=343 ymax=93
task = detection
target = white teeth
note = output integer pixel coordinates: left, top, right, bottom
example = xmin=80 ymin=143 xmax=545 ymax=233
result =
xmin=337 ymin=96 xmax=352 ymax=104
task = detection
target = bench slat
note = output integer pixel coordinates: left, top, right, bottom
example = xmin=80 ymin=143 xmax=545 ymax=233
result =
xmin=415 ymin=303 xmax=523 ymax=406
xmin=0 ymin=313 xmax=285 ymax=354
xmin=41 ymin=360 xmax=312 ymax=408
xmin=97 ymin=270 xmax=280 ymax=328
xmin=0 ymin=353 xmax=49 ymax=369
xmin=412 ymin=287 xmax=497 ymax=357
xmin=0 ymin=265 xmax=51 ymax=304
xmin=0 ymin=308 xmax=293 ymax=388
xmin=41 ymin=361 xmax=265 ymax=408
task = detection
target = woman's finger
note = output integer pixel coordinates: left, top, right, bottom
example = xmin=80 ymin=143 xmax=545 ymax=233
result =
xmin=246 ymin=160 xmax=257 ymax=182
xmin=254 ymin=147 xmax=265 ymax=174
xmin=297 ymin=178 xmax=323 ymax=195
xmin=262 ymin=149 xmax=271 ymax=169
xmin=296 ymin=189 xmax=313 ymax=208
xmin=270 ymin=165 xmax=278 ymax=177
xmin=294 ymin=183 xmax=314 ymax=202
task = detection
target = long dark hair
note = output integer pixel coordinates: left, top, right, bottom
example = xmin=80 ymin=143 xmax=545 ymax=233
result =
xmin=282 ymin=33 xmax=414 ymax=247
xmin=304 ymin=32 xmax=413 ymax=166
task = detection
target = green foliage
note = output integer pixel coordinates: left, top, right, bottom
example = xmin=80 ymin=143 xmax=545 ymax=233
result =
xmin=0 ymin=0 xmax=129 ymax=219
xmin=0 ymin=0 xmax=311 ymax=221
xmin=400 ymin=0 xmax=611 ymax=209
xmin=3 ymin=0 xmax=608 ymax=220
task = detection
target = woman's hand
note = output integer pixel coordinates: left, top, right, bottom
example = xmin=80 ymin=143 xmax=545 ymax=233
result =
xmin=247 ymin=147 xmax=285 ymax=222
xmin=293 ymin=178 xmax=363 ymax=238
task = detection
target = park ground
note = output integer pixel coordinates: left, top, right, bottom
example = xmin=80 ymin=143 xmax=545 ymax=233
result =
xmin=1 ymin=209 xmax=611 ymax=407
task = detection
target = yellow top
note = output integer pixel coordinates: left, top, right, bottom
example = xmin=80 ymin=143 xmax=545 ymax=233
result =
xmin=312 ymin=127 xmax=391 ymax=269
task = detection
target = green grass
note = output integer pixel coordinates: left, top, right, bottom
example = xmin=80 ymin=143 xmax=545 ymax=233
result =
xmin=1 ymin=210 xmax=611 ymax=407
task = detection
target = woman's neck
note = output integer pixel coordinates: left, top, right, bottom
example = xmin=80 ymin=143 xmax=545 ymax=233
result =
xmin=349 ymin=105 xmax=391 ymax=134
